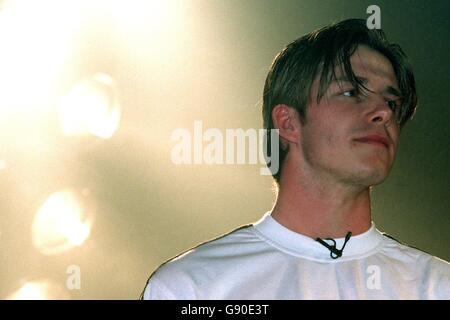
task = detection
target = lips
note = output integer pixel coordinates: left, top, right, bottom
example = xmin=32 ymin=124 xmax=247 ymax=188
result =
xmin=354 ymin=135 xmax=389 ymax=148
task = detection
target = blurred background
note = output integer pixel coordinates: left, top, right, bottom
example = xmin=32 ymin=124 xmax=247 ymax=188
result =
xmin=0 ymin=0 xmax=448 ymax=299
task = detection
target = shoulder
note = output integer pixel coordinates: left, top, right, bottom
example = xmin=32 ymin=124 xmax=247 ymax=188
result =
xmin=142 ymin=223 xmax=264 ymax=299
xmin=159 ymin=223 xmax=262 ymax=270
xmin=380 ymin=232 xmax=450 ymax=274
xmin=378 ymin=233 xmax=450 ymax=298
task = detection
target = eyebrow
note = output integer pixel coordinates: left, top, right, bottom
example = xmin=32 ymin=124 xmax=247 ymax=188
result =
xmin=332 ymin=76 xmax=402 ymax=98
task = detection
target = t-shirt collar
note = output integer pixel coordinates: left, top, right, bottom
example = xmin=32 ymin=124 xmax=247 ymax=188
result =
xmin=253 ymin=212 xmax=384 ymax=262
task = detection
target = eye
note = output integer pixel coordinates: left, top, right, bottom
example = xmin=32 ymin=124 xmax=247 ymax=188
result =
xmin=342 ymin=89 xmax=357 ymax=97
xmin=386 ymin=100 xmax=399 ymax=111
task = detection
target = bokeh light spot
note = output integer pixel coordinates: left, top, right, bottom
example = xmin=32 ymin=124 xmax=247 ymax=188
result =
xmin=59 ymin=73 xmax=121 ymax=139
xmin=32 ymin=189 xmax=95 ymax=255
xmin=6 ymin=279 xmax=70 ymax=300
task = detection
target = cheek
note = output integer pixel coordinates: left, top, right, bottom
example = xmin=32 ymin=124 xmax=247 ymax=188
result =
xmin=311 ymin=123 xmax=343 ymax=155
xmin=320 ymin=115 xmax=347 ymax=143
xmin=388 ymin=127 xmax=400 ymax=153
xmin=303 ymin=106 xmax=350 ymax=152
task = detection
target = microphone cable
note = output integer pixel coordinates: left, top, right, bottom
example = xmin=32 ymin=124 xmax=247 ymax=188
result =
xmin=316 ymin=231 xmax=352 ymax=259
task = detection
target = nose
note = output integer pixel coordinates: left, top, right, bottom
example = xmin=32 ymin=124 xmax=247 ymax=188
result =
xmin=366 ymin=93 xmax=395 ymax=126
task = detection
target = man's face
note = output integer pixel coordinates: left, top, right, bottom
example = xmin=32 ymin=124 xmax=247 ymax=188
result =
xmin=297 ymin=45 xmax=401 ymax=188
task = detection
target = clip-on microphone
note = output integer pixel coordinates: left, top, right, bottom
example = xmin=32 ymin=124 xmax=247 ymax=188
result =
xmin=316 ymin=231 xmax=352 ymax=259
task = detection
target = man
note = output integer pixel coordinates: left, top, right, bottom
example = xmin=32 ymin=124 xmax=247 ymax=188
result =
xmin=141 ymin=19 xmax=450 ymax=299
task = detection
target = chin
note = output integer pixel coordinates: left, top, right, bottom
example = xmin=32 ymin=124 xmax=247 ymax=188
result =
xmin=359 ymin=168 xmax=390 ymax=186
xmin=346 ymin=165 xmax=391 ymax=187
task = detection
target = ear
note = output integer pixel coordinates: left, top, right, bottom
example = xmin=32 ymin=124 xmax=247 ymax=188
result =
xmin=271 ymin=104 xmax=301 ymax=149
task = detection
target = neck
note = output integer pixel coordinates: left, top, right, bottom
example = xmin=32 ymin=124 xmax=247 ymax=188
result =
xmin=271 ymin=159 xmax=372 ymax=239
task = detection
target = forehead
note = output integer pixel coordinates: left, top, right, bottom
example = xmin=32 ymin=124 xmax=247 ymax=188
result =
xmin=345 ymin=45 xmax=398 ymax=85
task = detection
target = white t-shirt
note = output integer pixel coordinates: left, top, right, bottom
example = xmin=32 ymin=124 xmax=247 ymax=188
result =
xmin=142 ymin=212 xmax=450 ymax=299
